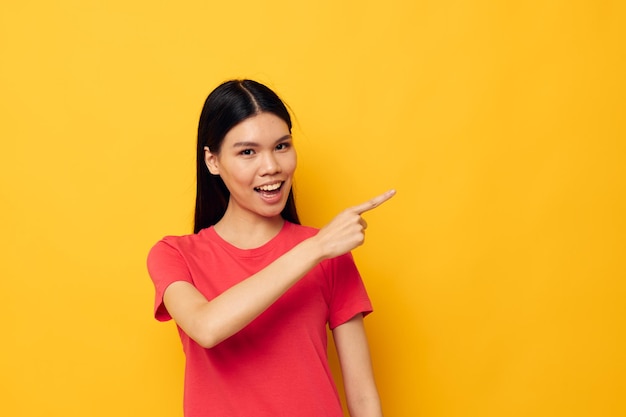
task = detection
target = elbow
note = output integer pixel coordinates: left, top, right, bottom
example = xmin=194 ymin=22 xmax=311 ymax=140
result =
xmin=190 ymin=320 xmax=226 ymax=349
xmin=181 ymin=303 xmax=241 ymax=349
xmin=194 ymin=334 xmax=222 ymax=349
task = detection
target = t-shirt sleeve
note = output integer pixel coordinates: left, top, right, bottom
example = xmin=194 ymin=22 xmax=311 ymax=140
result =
xmin=325 ymin=252 xmax=373 ymax=329
xmin=146 ymin=238 xmax=193 ymax=322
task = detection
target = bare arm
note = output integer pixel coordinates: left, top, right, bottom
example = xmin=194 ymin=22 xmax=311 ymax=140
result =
xmin=164 ymin=189 xmax=396 ymax=348
xmin=164 ymin=237 xmax=322 ymax=348
xmin=333 ymin=315 xmax=383 ymax=417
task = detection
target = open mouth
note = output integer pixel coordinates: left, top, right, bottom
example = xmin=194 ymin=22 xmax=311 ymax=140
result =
xmin=254 ymin=182 xmax=283 ymax=194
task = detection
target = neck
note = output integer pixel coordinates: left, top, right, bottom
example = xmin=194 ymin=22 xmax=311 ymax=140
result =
xmin=214 ymin=210 xmax=285 ymax=249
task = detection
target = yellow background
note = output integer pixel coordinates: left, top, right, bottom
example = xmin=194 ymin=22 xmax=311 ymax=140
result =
xmin=1 ymin=1 xmax=624 ymax=416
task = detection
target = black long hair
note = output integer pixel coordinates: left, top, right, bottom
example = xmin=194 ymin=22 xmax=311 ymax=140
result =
xmin=194 ymin=79 xmax=300 ymax=233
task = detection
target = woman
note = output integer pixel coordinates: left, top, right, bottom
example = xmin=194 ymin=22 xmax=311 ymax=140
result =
xmin=147 ymin=79 xmax=394 ymax=417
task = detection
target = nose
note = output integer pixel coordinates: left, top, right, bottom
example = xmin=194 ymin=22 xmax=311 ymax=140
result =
xmin=259 ymin=152 xmax=282 ymax=175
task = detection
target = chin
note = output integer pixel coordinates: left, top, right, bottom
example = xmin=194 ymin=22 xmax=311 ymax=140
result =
xmin=258 ymin=204 xmax=288 ymax=219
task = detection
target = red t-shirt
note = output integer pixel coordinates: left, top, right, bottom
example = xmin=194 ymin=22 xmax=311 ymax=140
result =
xmin=147 ymin=221 xmax=373 ymax=417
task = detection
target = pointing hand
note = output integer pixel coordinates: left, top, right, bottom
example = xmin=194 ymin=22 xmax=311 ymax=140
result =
xmin=314 ymin=189 xmax=396 ymax=260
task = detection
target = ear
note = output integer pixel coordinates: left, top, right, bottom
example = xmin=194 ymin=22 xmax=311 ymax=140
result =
xmin=204 ymin=146 xmax=220 ymax=175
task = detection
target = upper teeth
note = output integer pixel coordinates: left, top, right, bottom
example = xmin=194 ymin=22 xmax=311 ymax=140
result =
xmin=257 ymin=183 xmax=281 ymax=191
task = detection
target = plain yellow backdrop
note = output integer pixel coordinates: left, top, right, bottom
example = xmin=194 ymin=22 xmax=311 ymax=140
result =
xmin=1 ymin=1 xmax=624 ymax=416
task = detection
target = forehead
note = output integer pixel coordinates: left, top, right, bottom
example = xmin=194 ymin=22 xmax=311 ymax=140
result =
xmin=223 ymin=112 xmax=290 ymax=146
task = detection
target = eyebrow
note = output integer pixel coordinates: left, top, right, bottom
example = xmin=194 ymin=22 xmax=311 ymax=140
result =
xmin=232 ymin=134 xmax=292 ymax=148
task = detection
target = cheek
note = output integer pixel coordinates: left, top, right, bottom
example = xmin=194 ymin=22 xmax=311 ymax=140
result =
xmin=283 ymin=153 xmax=297 ymax=174
xmin=221 ymin=164 xmax=255 ymax=186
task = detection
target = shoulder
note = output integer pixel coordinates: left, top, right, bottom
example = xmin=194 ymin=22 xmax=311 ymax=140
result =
xmin=150 ymin=232 xmax=195 ymax=251
xmin=147 ymin=229 xmax=213 ymax=261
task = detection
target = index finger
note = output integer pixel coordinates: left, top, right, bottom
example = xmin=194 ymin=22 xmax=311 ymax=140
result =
xmin=352 ymin=189 xmax=396 ymax=215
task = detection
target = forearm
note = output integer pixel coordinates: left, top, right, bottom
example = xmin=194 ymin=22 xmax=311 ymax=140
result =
xmin=346 ymin=392 xmax=383 ymax=417
xmin=344 ymin=362 xmax=384 ymax=417
xmin=334 ymin=315 xmax=384 ymax=417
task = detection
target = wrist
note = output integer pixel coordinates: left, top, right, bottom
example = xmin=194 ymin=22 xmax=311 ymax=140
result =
xmin=300 ymin=234 xmax=327 ymax=264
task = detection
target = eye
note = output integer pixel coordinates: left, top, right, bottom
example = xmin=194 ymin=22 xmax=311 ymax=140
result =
xmin=240 ymin=149 xmax=255 ymax=156
xmin=275 ymin=142 xmax=291 ymax=151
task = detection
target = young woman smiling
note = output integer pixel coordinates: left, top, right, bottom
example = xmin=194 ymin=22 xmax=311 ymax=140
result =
xmin=147 ymin=79 xmax=395 ymax=417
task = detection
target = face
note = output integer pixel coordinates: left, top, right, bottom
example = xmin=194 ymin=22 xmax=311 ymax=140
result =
xmin=204 ymin=112 xmax=297 ymax=222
